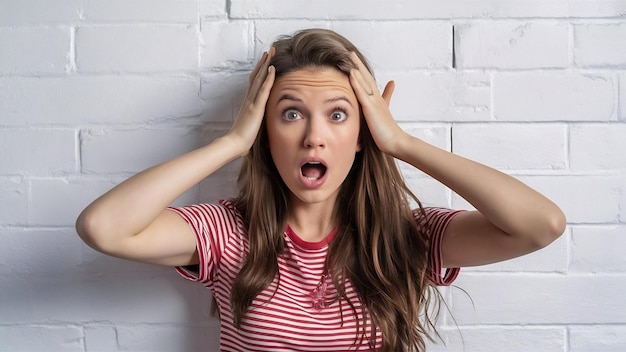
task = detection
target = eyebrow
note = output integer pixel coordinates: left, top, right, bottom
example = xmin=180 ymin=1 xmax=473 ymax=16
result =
xmin=276 ymin=94 xmax=353 ymax=107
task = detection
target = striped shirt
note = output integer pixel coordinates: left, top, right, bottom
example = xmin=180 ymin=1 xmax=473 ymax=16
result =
xmin=169 ymin=200 xmax=461 ymax=351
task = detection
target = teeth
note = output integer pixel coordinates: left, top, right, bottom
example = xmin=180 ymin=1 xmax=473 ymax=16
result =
xmin=308 ymin=161 xmax=321 ymax=165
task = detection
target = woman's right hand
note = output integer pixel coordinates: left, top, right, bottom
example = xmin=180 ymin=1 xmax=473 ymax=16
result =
xmin=226 ymin=48 xmax=276 ymax=157
xmin=75 ymin=50 xmax=276 ymax=267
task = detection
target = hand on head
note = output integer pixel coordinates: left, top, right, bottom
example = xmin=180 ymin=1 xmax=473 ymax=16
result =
xmin=227 ymin=47 xmax=276 ymax=157
xmin=226 ymin=46 xmax=407 ymax=159
xmin=348 ymin=52 xmax=406 ymax=156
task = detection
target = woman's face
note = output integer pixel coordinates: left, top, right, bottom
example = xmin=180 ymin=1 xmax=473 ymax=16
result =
xmin=265 ymin=66 xmax=362 ymax=209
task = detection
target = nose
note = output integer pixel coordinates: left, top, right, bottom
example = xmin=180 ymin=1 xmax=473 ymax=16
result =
xmin=303 ymin=115 xmax=326 ymax=149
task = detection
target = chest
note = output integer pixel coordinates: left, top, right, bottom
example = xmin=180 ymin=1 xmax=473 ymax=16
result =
xmin=213 ymin=239 xmax=381 ymax=351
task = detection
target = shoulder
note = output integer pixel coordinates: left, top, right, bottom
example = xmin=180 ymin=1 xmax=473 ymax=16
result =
xmin=413 ymin=207 xmax=464 ymax=285
xmin=412 ymin=207 xmax=465 ymax=236
xmin=168 ymin=199 xmax=246 ymax=236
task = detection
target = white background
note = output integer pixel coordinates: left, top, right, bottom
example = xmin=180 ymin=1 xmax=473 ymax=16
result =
xmin=1 ymin=0 xmax=625 ymax=351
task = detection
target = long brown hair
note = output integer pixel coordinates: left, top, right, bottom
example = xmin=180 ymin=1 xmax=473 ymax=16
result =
xmin=231 ymin=28 xmax=443 ymax=351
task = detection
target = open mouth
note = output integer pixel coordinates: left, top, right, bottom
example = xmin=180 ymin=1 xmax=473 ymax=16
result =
xmin=301 ymin=161 xmax=327 ymax=181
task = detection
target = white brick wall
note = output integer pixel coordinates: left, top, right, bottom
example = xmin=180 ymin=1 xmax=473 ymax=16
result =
xmin=1 ymin=1 xmax=624 ymax=351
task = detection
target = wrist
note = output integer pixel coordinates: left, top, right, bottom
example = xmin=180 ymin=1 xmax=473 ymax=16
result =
xmin=218 ymin=133 xmax=249 ymax=159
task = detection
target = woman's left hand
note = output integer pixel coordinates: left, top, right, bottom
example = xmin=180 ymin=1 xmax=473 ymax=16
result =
xmin=349 ymin=52 xmax=406 ymax=156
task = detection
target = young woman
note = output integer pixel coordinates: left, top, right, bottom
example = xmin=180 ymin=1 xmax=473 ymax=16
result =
xmin=76 ymin=29 xmax=566 ymax=351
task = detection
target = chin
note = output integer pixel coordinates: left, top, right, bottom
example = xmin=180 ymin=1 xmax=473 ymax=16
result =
xmin=290 ymin=189 xmax=338 ymax=206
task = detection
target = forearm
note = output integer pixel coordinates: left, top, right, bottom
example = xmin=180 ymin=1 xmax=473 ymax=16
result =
xmin=76 ymin=136 xmax=240 ymax=246
xmin=394 ymin=133 xmax=566 ymax=244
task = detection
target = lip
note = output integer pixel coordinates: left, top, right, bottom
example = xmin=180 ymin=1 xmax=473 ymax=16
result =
xmin=299 ymin=157 xmax=328 ymax=189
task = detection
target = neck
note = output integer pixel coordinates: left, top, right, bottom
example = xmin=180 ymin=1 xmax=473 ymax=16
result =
xmin=287 ymin=197 xmax=336 ymax=242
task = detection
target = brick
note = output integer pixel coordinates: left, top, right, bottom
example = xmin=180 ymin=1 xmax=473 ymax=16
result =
xmin=231 ymin=0 xmax=626 ymax=19
xmin=574 ymin=23 xmax=626 ymax=68
xmin=194 ymin=126 xmax=241 ymax=202
xmin=253 ymin=20 xmax=332 ymax=56
xmin=116 ymin=324 xmax=219 ymax=351
xmin=428 ymin=326 xmax=565 ymax=352
xmin=81 ymin=128 xmax=200 ymax=174
xmin=84 ymin=325 xmax=119 ymax=352
xmin=76 ymin=25 xmax=198 ymax=73
xmin=570 ymin=124 xmax=626 ymax=170
xmin=0 ymin=278 xmax=34 ymax=324
xmin=404 ymin=177 xmax=452 ymax=209
xmin=621 ymin=184 xmax=626 ymax=222
xmin=82 ymin=0 xmax=199 ymax=23
xmin=332 ymin=21 xmax=452 ymax=69
xmin=200 ymin=0 xmax=227 ymax=18
xmin=201 ymin=21 xmax=251 ymax=68
xmin=521 ymin=175 xmax=621 ymax=224
xmin=397 ymin=125 xmax=451 ymax=177
xmin=200 ymin=71 xmax=249 ymax=122
xmin=570 ymin=325 xmax=626 ymax=352
xmin=0 ymin=229 xmax=82 ymax=276
xmin=0 ymin=76 xmax=202 ymax=125
xmin=80 ymin=244 xmax=171 ymax=275
xmin=257 ymin=21 xmax=452 ymax=70
xmin=0 ymin=325 xmax=83 ymax=352
xmin=620 ymin=74 xmax=626 ymax=120
xmin=26 ymin=272 xmax=212 ymax=324
xmin=393 ymin=125 xmax=453 ymax=209
xmin=0 ymin=128 xmax=75 ymax=176
xmin=0 ymin=27 xmax=70 ymax=74
xmin=452 ymin=175 xmax=622 ymax=223
xmin=455 ymin=22 xmax=568 ymax=69
xmin=570 ymin=226 xmax=626 ymax=273
xmin=199 ymin=172 xmax=240 ymax=203
xmin=0 ymin=0 xmax=82 ymax=25
xmin=29 ymin=178 xmax=118 ymax=227
xmin=464 ymin=228 xmax=568 ymax=273
xmin=0 ymin=178 xmax=28 ymax=225
xmin=4 ymin=273 xmax=211 ymax=325
xmin=450 ymin=274 xmax=626 ymax=324
xmin=452 ymin=123 xmax=566 ymax=170
xmin=377 ymin=72 xmax=490 ymax=122
xmin=493 ymin=72 xmax=616 ymax=121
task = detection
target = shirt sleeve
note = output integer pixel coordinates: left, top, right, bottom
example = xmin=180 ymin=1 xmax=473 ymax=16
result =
xmin=167 ymin=200 xmax=242 ymax=288
xmin=414 ymin=207 xmax=465 ymax=286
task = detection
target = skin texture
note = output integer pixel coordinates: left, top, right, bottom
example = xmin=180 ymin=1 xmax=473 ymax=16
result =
xmin=265 ymin=68 xmax=362 ymax=241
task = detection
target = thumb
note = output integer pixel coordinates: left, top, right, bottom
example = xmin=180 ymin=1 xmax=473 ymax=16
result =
xmin=381 ymin=80 xmax=395 ymax=107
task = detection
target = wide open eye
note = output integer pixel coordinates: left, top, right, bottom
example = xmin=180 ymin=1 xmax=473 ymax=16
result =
xmin=282 ymin=109 xmax=301 ymax=121
xmin=330 ymin=110 xmax=347 ymax=122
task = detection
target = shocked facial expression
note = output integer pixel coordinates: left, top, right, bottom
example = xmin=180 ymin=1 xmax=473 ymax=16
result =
xmin=265 ymin=67 xmax=361 ymax=208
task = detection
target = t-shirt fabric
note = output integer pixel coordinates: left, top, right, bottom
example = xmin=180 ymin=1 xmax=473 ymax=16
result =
xmin=169 ymin=200 xmax=462 ymax=351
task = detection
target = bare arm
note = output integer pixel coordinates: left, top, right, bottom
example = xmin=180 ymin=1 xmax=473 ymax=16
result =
xmin=76 ymin=50 xmax=276 ymax=266
xmin=393 ymin=136 xmax=566 ymax=267
xmin=349 ymin=52 xmax=566 ymax=268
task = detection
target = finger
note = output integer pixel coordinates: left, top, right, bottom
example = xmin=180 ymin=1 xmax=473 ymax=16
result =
xmin=349 ymin=51 xmax=377 ymax=87
xmin=249 ymin=47 xmax=274 ymax=85
xmin=254 ymin=65 xmax=276 ymax=105
xmin=247 ymin=49 xmax=274 ymax=97
xmin=349 ymin=68 xmax=370 ymax=101
xmin=381 ymin=81 xmax=395 ymax=106
xmin=249 ymin=51 xmax=268 ymax=84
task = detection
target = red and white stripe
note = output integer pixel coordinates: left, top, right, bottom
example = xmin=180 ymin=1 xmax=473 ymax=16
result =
xmin=169 ymin=200 xmax=461 ymax=351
